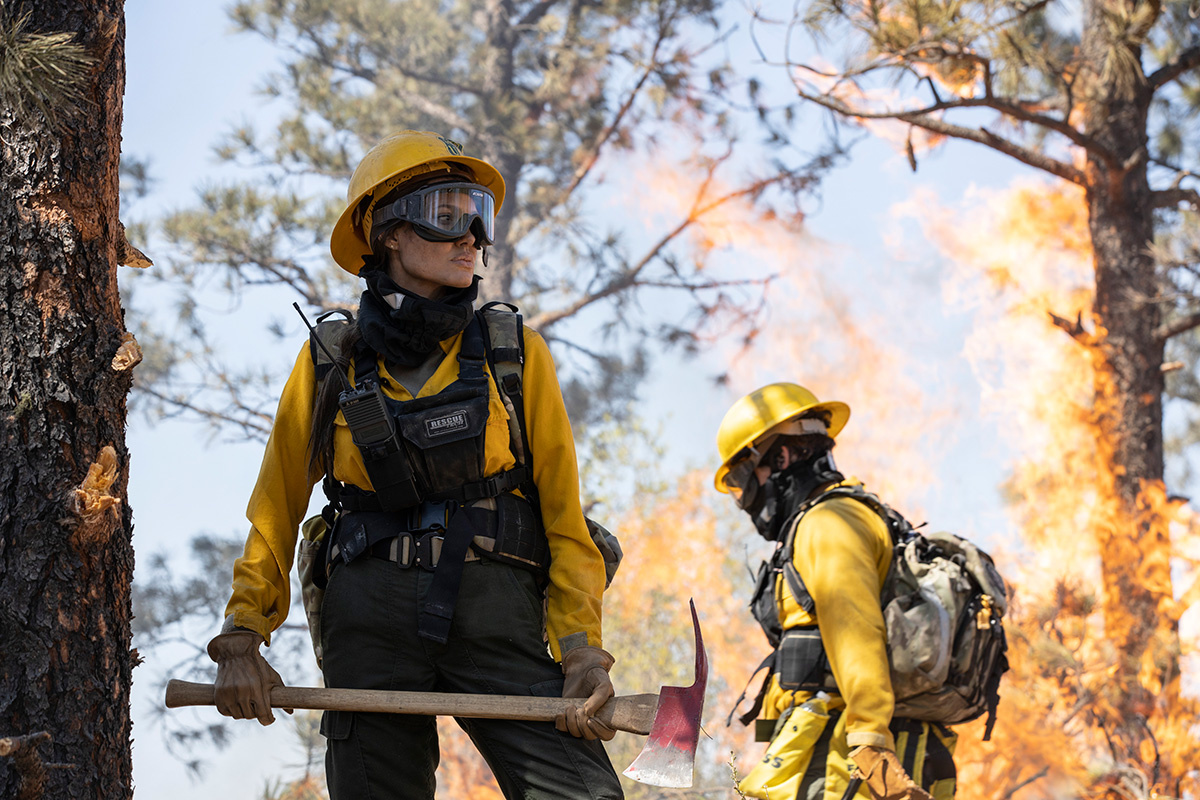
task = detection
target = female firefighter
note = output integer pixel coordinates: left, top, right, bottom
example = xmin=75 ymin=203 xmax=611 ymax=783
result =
xmin=714 ymin=383 xmax=956 ymax=800
xmin=205 ymin=130 xmax=624 ymax=799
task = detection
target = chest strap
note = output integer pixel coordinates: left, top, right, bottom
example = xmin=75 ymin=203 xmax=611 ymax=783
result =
xmin=334 ymin=465 xmax=530 ymax=511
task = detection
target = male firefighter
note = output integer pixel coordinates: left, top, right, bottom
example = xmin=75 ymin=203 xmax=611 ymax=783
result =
xmin=715 ymin=383 xmax=956 ymax=800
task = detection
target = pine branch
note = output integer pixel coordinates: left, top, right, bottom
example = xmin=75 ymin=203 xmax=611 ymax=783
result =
xmin=528 ymin=158 xmax=796 ymax=330
xmin=1147 ymin=45 xmax=1200 ymax=91
xmin=526 ymin=27 xmax=669 ymax=233
xmin=1151 ymin=186 xmax=1200 ymax=209
xmin=134 ymin=384 xmax=274 ymax=441
xmin=1049 ymin=310 xmax=1099 ymax=345
xmin=0 ymin=4 xmax=94 ymax=129
xmin=792 ymin=86 xmax=1087 ymax=185
xmin=1155 ymin=310 xmax=1200 ymax=343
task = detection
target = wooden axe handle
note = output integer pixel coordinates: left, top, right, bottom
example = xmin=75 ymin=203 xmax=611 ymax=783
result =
xmin=165 ymin=680 xmax=658 ymax=735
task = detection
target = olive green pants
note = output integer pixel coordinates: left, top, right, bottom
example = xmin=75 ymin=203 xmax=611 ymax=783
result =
xmin=320 ymin=555 xmax=624 ymax=800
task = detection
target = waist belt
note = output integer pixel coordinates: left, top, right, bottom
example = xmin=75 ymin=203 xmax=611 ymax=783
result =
xmin=328 ymin=502 xmax=494 ymax=570
xmin=329 ymin=529 xmax=488 ymax=571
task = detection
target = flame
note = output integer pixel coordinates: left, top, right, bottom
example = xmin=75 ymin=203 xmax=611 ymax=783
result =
xmin=625 ymin=147 xmax=1200 ymax=796
xmin=418 ymin=160 xmax=1200 ymax=796
xmin=424 ymin=474 xmax=765 ymax=797
xmin=894 ymin=179 xmax=1200 ymax=798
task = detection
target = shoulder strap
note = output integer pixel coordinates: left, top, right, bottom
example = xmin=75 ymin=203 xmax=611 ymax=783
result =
xmin=778 ymin=485 xmax=899 ymax=614
xmin=476 ymin=302 xmax=535 ymax=487
xmin=308 ymin=308 xmax=355 ymax=384
xmin=305 ymin=309 xmax=355 ymax=521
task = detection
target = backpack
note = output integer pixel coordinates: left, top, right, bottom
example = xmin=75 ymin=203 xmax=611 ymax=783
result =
xmin=746 ymin=485 xmax=1009 ymax=739
xmin=294 ymin=303 xmax=622 ymax=667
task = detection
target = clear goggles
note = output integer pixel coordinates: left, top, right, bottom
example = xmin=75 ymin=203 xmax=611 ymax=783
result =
xmin=374 ymin=182 xmax=496 ymax=246
xmin=721 ymin=417 xmax=829 ymax=508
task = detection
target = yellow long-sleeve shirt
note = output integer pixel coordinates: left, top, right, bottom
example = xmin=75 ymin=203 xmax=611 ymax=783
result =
xmin=223 ymin=323 xmax=605 ymax=661
xmin=763 ymin=488 xmax=896 ymax=751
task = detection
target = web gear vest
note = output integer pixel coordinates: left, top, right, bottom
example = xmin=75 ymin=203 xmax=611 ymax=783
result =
xmin=313 ymin=312 xmax=549 ymax=644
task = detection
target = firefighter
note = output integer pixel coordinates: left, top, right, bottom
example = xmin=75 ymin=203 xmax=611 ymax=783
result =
xmin=715 ymin=383 xmax=956 ymax=800
xmin=205 ymin=130 xmax=624 ymax=799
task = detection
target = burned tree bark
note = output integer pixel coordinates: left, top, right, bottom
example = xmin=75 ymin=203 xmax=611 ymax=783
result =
xmin=0 ymin=1 xmax=134 ymax=798
xmin=1077 ymin=0 xmax=1179 ymax=769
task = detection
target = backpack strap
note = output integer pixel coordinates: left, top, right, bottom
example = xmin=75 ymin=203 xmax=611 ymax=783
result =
xmin=476 ymin=302 xmax=537 ymax=498
xmin=779 ymin=485 xmax=909 ymax=614
xmin=305 ymin=309 xmax=355 ymax=522
xmin=308 ymin=308 xmax=355 ymax=386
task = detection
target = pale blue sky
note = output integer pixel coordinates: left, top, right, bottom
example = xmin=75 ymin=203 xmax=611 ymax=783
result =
xmin=119 ymin=1 xmax=1048 ymax=797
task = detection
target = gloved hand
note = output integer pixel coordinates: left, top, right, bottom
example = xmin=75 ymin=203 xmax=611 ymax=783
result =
xmin=207 ymin=630 xmax=286 ymax=726
xmin=849 ymin=745 xmax=934 ymax=800
xmin=555 ymin=645 xmax=616 ymax=741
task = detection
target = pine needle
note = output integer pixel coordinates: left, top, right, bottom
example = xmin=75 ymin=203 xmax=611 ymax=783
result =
xmin=0 ymin=0 xmax=95 ymax=128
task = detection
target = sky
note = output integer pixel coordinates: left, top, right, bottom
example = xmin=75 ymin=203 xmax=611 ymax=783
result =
xmin=118 ymin=1 xmax=1043 ymax=797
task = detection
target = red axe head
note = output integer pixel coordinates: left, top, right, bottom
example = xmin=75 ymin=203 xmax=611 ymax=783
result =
xmin=622 ymin=599 xmax=709 ymax=788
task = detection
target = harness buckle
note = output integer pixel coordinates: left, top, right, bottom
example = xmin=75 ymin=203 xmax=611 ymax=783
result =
xmin=413 ymin=532 xmax=444 ymax=571
xmin=410 ymin=500 xmax=453 ymax=531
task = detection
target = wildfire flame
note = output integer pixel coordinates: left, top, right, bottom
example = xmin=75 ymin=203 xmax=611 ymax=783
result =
xmin=891 ymin=179 xmax=1200 ymax=798
xmin=417 ymin=161 xmax=1200 ymax=798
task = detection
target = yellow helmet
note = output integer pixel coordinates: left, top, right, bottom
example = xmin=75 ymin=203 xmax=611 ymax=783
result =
xmin=714 ymin=383 xmax=850 ymax=493
xmin=330 ymin=130 xmax=507 ymax=275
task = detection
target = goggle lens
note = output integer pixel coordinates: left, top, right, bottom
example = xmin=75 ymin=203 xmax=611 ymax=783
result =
xmin=723 ymin=449 xmax=765 ymax=510
xmin=382 ymin=182 xmax=496 ymax=245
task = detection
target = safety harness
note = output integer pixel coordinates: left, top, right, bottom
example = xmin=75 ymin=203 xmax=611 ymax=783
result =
xmin=305 ymin=302 xmax=551 ymax=644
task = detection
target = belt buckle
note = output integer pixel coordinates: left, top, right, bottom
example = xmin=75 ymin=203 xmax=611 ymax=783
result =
xmin=414 ymin=532 xmax=444 ymax=571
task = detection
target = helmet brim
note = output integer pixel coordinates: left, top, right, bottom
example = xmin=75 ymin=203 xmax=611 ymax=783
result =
xmin=713 ymin=400 xmax=850 ymax=493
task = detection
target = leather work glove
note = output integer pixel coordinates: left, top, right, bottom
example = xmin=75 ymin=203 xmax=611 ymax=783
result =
xmin=555 ymin=646 xmax=617 ymax=741
xmin=207 ymin=630 xmax=287 ymax=726
xmin=849 ymin=745 xmax=935 ymax=800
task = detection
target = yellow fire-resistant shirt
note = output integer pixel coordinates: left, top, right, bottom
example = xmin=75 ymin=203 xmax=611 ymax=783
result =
xmin=762 ymin=487 xmax=897 ymax=752
xmin=222 ymin=324 xmax=605 ymax=662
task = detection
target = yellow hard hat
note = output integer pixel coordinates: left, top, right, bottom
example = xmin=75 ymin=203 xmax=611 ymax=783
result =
xmin=714 ymin=382 xmax=850 ymax=492
xmin=330 ymin=130 xmax=507 ymax=275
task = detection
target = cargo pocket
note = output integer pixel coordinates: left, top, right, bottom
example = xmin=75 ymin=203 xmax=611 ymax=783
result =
xmin=320 ymin=709 xmax=355 ymax=741
xmin=737 ymin=696 xmax=831 ymax=800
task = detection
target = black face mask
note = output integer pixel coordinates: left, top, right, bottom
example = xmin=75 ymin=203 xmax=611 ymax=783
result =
xmin=356 ymin=269 xmax=479 ymax=367
xmin=746 ymin=448 xmax=842 ymax=541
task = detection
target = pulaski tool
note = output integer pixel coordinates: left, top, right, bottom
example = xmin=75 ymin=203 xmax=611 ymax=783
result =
xmin=166 ymin=600 xmax=709 ymax=788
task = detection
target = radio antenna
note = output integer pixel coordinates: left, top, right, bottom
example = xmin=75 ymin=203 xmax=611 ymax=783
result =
xmin=293 ymin=303 xmax=354 ymax=393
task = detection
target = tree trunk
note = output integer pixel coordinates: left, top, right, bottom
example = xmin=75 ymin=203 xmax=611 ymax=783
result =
xmin=478 ymin=0 xmax=522 ymax=305
xmin=1080 ymin=0 xmax=1177 ymax=780
xmin=0 ymin=2 xmax=134 ymax=798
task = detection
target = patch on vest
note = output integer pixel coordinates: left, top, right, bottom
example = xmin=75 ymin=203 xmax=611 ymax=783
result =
xmin=426 ymin=411 xmax=470 ymax=437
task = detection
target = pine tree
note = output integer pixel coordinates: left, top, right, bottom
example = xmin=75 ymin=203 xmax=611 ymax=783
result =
xmin=761 ymin=0 xmax=1200 ymax=791
xmin=132 ymin=0 xmax=834 ymax=437
xmin=0 ymin=0 xmax=137 ymax=797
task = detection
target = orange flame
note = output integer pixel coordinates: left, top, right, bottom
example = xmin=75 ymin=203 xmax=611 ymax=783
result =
xmin=895 ymin=179 xmax=1200 ymax=798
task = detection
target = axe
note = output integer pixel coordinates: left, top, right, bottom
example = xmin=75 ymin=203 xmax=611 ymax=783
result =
xmin=166 ymin=600 xmax=708 ymax=788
